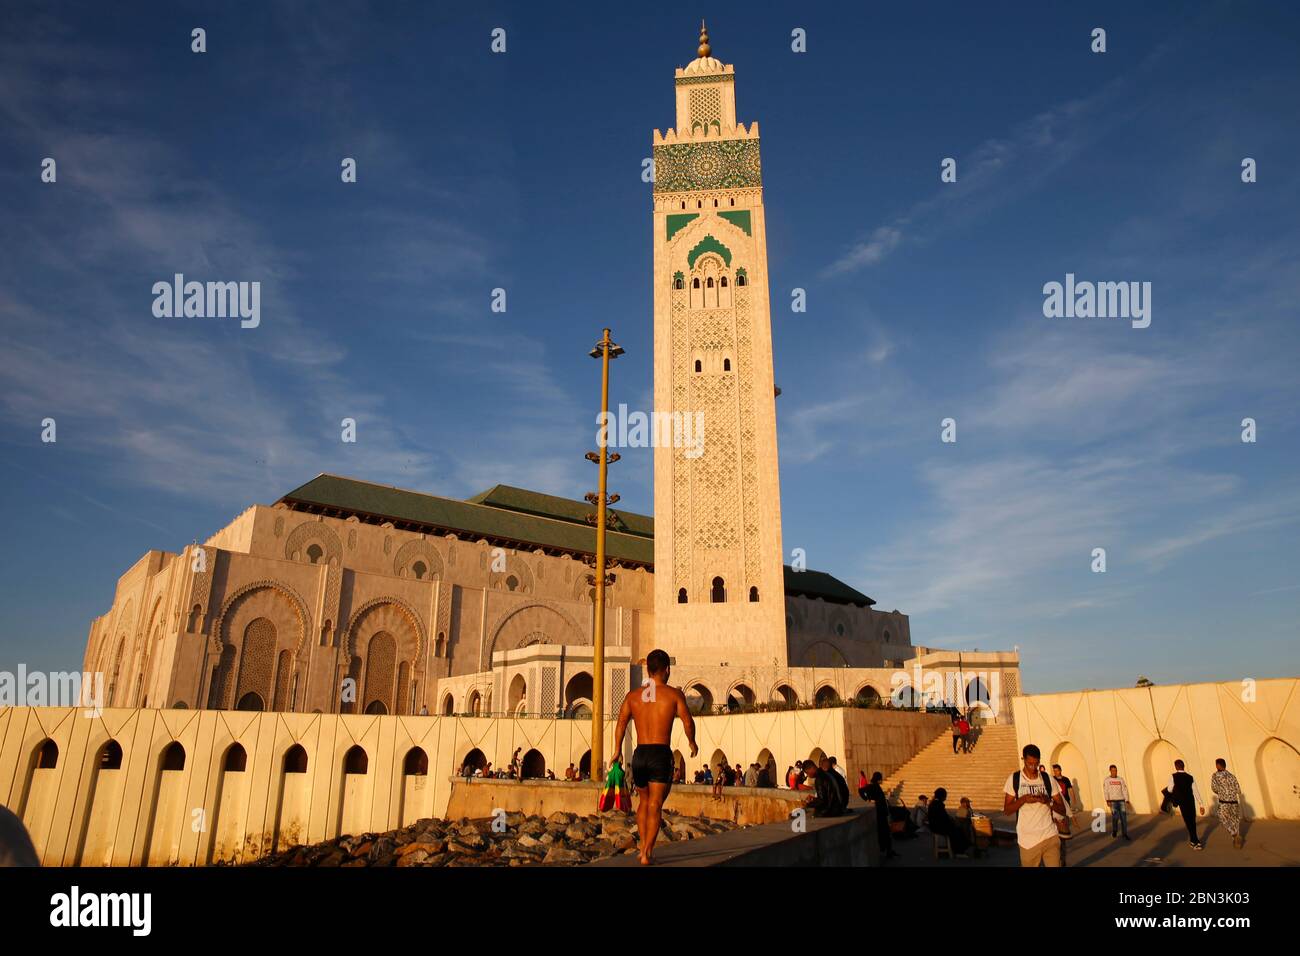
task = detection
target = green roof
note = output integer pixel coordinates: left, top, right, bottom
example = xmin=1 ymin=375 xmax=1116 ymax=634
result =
xmin=277 ymin=474 xmax=873 ymax=606
xmin=782 ymin=567 xmax=874 ymax=606
xmin=466 ymin=484 xmax=653 ymax=539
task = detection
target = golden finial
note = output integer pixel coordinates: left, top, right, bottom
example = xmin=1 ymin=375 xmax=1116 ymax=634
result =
xmin=698 ymin=20 xmax=711 ymax=58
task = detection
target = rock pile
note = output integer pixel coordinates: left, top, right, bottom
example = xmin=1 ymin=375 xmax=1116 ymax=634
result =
xmin=248 ymin=809 xmax=742 ymax=867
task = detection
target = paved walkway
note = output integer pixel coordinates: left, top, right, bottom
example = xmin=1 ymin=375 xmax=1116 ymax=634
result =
xmin=889 ymin=813 xmax=1300 ymax=867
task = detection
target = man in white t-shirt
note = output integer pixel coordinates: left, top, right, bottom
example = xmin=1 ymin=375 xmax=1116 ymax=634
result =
xmin=1003 ymin=743 xmax=1067 ymax=867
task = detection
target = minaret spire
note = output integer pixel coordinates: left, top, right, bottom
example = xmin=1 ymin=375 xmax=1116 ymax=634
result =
xmin=697 ymin=20 xmax=711 ymax=58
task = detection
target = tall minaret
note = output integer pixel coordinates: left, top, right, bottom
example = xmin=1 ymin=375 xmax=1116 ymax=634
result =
xmin=651 ymin=24 xmax=787 ymax=667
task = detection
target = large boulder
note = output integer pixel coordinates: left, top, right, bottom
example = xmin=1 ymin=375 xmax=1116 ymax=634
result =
xmin=564 ymin=821 xmax=597 ymax=842
xmin=542 ymin=846 xmax=584 ymax=864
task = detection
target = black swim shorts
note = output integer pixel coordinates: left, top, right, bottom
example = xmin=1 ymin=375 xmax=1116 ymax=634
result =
xmin=631 ymin=744 xmax=674 ymax=787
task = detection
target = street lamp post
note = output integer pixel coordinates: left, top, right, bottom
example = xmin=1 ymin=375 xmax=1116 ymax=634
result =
xmin=585 ymin=328 xmax=623 ymax=780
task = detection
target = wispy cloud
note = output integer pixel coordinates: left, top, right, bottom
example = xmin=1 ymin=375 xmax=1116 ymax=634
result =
xmin=822 ymin=41 xmax=1180 ymax=277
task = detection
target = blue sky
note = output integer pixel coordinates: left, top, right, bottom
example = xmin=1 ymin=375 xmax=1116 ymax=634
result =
xmin=1 ymin=2 xmax=1297 ymax=693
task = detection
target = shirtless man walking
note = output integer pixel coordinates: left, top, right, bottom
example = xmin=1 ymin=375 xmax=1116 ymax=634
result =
xmin=611 ymin=648 xmax=698 ymax=865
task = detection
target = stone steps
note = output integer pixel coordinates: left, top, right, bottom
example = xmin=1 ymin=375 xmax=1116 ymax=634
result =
xmin=881 ymin=724 xmax=1020 ymax=812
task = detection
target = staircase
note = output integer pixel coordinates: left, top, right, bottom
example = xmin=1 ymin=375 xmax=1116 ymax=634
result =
xmin=881 ymin=724 xmax=1020 ymax=812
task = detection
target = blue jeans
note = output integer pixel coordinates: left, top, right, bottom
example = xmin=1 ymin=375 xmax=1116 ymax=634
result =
xmin=1109 ymin=800 xmax=1128 ymax=837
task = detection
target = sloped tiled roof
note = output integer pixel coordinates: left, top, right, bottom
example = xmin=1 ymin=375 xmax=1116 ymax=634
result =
xmin=277 ymin=474 xmax=873 ymax=606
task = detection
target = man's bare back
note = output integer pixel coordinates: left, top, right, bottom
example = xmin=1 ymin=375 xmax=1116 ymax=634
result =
xmin=609 ymin=650 xmax=697 ymax=864
xmin=626 ymin=682 xmax=689 ymax=745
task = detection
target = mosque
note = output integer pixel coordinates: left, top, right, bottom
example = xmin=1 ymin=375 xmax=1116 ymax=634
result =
xmin=6 ymin=27 xmax=1295 ymax=870
xmin=80 ymin=24 xmax=1022 ymax=736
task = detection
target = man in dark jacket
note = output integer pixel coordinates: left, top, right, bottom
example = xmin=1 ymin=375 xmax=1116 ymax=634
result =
xmin=802 ymin=759 xmax=846 ymax=817
xmin=928 ymin=787 xmax=970 ymax=856
xmin=1167 ymin=760 xmax=1206 ymax=849
xmin=824 ymin=757 xmax=851 ymax=810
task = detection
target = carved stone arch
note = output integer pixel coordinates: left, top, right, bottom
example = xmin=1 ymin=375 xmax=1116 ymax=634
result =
xmin=770 ymin=681 xmax=800 ymax=705
xmin=814 ymin=681 xmax=843 ymax=706
xmin=211 ymin=581 xmax=312 ymax=660
xmin=487 ymin=602 xmax=586 ymax=658
xmin=489 ymin=558 xmax=534 ymax=594
xmin=682 ymin=680 xmax=716 ymax=715
xmin=107 ymin=633 xmax=129 ymax=706
xmin=853 ymin=682 xmax=883 ymax=705
xmin=96 ymin=596 xmax=135 ymax=692
xmin=675 ymin=214 xmax=749 ymax=267
xmin=724 ymin=680 xmax=757 ymax=707
xmin=344 ymin=597 xmax=427 ymax=666
xmin=107 ymin=598 xmax=136 ymax=663
xmin=685 ymin=234 xmax=733 ymax=270
xmin=392 ymin=538 xmax=444 ymax=580
xmin=283 ymin=519 xmax=342 ymax=566
xmin=693 ymin=252 xmax=726 ymax=276
xmin=133 ymin=594 xmax=166 ymax=706
xmin=207 ymin=582 xmax=312 ymax=710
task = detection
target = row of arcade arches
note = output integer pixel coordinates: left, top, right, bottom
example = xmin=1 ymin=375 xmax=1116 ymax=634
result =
xmin=679 ymin=676 xmax=997 ymax=715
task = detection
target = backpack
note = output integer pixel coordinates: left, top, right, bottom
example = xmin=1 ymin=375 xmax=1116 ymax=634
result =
xmin=1014 ymin=771 xmax=1071 ymax=834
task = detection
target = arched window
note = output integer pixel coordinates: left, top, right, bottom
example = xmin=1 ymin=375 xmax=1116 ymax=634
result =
xmin=344 ymin=745 xmax=368 ymax=775
xmin=720 ymin=276 xmax=728 ymax=287
xmin=36 ymin=739 xmax=59 ymax=769
xmin=696 ymin=200 xmax=702 ymax=209
xmin=441 ymin=693 xmax=454 ymax=716
xmin=403 ymin=747 xmax=429 ymax=776
xmin=506 ymin=574 xmax=519 ymax=591
xmin=161 ymin=742 xmax=186 ymax=771
xmin=435 ymin=632 xmax=446 ymax=657
xmin=677 ymin=588 xmax=688 ymax=604
xmin=706 ymin=277 xmax=714 ymax=288
xmin=711 ymin=576 xmax=726 ymax=603
xmin=694 ymin=359 xmax=702 ymax=373
xmin=737 ymin=273 xmax=747 ymax=287
xmin=223 ymin=744 xmax=247 ymax=772
xmin=883 ymin=630 xmax=891 ymax=643
xmin=748 ymin=586 xmax=759 ymax=602
xmin=306 ymin=543 xmax=323 ymax=564
xmin=673 ymin=276 xmax=684 ymax=290
xmin=364 ymin=700 xmax=388 ymax=715
xmin=283 ymin=744 xmax=308 ymax=774
xmin=98 ymin=740 xmax=123 ymax=770
xmin=692 ymin=277 xmax=700 ymax=289
xmin=729 ymin=198 xmax=735 ymax=206
xmin=680 ymin=200 xmax=686 ymax=209
xmin=713 ymin=198 xmax=718 ymax=207
xmin=237 ymin=691 xmax=264 ymax=712
xmin=412 ymin=561 xmax=427 ymax=580
xmin=723 ymin=358 xmax=731 ymax=371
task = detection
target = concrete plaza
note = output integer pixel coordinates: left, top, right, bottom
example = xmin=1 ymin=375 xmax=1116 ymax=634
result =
xmin=891 ymin=813 xmax=1300 ymax=867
